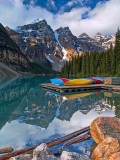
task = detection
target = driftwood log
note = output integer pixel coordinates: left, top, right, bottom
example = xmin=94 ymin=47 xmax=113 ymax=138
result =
xmin=65 ymin=134 xmax=91 ymax=146
xmin=0 ymin=126 xmax=90 ymax=160
xmin=47 ymin=126 xmax=90 ymax=147
xmin=0 ymin=147 xmax=13 ymax=154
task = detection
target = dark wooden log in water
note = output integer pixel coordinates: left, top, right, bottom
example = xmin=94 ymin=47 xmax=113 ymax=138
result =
xmin=0 ymin=146 xmax=37 ymax=160
xmin=65 ymin=134 xmax=91 ymax=146
xmin=0 ymin=126 xmax=90 ymax=160
xmin=46 ymin=126 xmax=90 ymax=147
xmin=0 ymin=147 xmax=13 ymax=154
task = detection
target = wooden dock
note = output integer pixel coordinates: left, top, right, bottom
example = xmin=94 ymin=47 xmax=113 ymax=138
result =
xmin=41 ymin=83 xmax=120 ymax=93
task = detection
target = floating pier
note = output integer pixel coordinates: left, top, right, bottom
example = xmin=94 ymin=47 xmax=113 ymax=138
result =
xmin=41 ymin=83 xmax=120 ymax=93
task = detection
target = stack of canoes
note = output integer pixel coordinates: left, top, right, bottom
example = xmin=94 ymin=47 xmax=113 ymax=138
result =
xmin=50 ymin=77 xmax=104 ymax=86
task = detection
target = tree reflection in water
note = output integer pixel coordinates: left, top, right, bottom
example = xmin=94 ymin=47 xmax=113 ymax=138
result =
xmin=0 ymin=76 xmax=119 ymax=154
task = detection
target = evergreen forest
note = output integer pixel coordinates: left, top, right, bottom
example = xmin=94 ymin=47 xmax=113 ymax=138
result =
xmin=61 ymin=29 xmax=120 ymax=77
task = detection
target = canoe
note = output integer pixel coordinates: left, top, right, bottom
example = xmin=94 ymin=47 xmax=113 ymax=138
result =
xmin=92 ymin=77 xmax=104 ymax=82
xmin=89 ymin=78 xmax=103 ymax=84
xmin=60 ymin=78 xmax=69 ymax=83
xmin=50 ymin=78 xmax=64 ymax=86
xmin=83 ymin=78 xmax=96 ymax=84
xmin=64 ymin=79 xmax=93 ymax=86
xmin=63 ymin=92 xmax=92 ymax=100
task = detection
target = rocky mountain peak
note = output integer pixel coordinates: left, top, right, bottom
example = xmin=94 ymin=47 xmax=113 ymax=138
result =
xmin=94 ymin=32 xmax=115 ymax=49
xmin=96 ymin=32 xmax=102 ymax=36
xmin=55 ymin=27 xmax=72 ymax=36
xmin=94 ymin=32 xmax=105 ymax=42
xmin=78 ymin=33 xmax=89 ymax=38
xmin=31 ymin=18 xmax=44 ymax=24
xmin=15 ymin=19 xmax=53 ymax=35
xmin=4 ymin=19 xmax=116 ymax=72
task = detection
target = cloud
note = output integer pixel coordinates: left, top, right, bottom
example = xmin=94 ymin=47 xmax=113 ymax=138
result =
xmin=46 ymin=0 xmax=57 ymax=11
xmin=62 ymin=0 xmax=89 ymax=8
xmin=0 ymin=0 xmax=54 ymax=27
xmin=56 ymin=0 xmax=120 ymax=36
xmin=0 ymin=0 xmax=120 ymax=37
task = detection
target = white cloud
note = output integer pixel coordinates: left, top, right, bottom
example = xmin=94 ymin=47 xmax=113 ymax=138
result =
xmin=47 ymin=0 xmax=56 ymax=9
xmin=0 ymin=0 xmax=120 ymax=37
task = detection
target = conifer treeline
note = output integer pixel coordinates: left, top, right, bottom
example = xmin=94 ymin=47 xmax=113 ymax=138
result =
xmin=61 ymin=29 xmax=120 ymax=77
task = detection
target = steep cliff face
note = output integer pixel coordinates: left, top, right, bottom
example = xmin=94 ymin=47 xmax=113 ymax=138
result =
xmin=6 ymin=19 xmax=115 ymax=71
xmin=14 ymin=19 xmax=56 ymax=62
xmin=6 ymin=20 xmax=61 ymax=71
xmin=78 ymin=33 xmax=104 ymax=52
xmin=54 ymin=27 xmax=78 ymax=60
xmin=0 ymin=23 xmax=30 ymax=73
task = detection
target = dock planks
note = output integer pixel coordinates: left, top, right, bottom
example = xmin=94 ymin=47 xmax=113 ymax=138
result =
xmin=41 ymin=83 xmax=120 ymax=93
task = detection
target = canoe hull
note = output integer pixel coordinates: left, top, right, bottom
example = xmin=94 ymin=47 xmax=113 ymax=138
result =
xmin=64 ymin=79 xmax=92 ymax=86
xmin=50 ymin=78 xmax=64 ymax=86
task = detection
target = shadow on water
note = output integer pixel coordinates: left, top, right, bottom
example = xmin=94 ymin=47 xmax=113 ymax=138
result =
xmin=0 ymin=76 xmax=120 ymax=154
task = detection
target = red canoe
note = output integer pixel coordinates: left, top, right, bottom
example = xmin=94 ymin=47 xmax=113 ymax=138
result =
xmin=89 ymin=78 xmax=103 ymax=84
xmin=60 ymin=78 xmax=69 ymax=83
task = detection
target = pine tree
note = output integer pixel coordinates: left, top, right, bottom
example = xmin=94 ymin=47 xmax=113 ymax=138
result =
xmin=89 ymin=52 xmax=95 ymax=76
xmin=81 ymin=53 xmax=86 ymax=77
xmin=114 ymin=27 xmax=120 ymax=76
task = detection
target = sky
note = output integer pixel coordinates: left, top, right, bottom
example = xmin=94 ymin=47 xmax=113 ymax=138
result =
xmin=0 ymin=0 xmax=120 ymax=37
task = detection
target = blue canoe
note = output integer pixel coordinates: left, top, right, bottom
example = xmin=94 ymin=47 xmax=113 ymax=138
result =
xmin=50 ymin=78 xmax=64 ymax=86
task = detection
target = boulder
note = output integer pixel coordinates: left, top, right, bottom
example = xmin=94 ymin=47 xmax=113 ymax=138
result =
xmin=109 ymin=152 xmax=120 ymax=160
xmin=32 ymin=143 xmax=57 ymax=160
xmin=32 ymin=155 xmax=58 ymax=160
xmin=91 ymin=137 xmax=120 ymax=160
xmin=60 ymin=151 xmax=90 ymax=160
xmin=54 ymin=146 xmax=70 ymax=157
xmin=15 ymin=154 xmax=32 ymax=160
xmin=90 ymin=117 xmax=120 ymax=144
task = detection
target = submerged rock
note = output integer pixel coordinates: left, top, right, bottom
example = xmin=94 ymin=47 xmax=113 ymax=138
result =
xmin=90 ymin=117 xmax=120 ymax=144
xmin=91 ymin=137 xmax=120 ymax=160
xmin=60 ymin=151 xmax=90 ymax=160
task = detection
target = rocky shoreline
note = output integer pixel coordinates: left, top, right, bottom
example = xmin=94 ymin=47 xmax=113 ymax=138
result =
xmin=5 ymin=117 xmax=120 ymax=160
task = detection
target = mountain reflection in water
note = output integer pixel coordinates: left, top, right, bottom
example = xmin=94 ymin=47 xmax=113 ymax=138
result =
xmin=0 ymin=76 xmax=120 ymax=155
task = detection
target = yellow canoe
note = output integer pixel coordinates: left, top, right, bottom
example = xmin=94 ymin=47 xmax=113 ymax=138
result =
xmin=64 ymin=79 xmax=92 ymax=86
xmin=63 ymin=92 xmax=92 ymax=100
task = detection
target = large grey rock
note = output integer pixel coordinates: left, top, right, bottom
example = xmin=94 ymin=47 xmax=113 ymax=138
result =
xmin=32 ymin=155 xmax=58 ymax=160
xmin=54 ymin=146 xmax=70 ymax=157
xmin=60 ymin=151 xmax=91 ymax=160
xmin=15 ymin=154 xmax=32 ymax=160
xmin=32 ymin=143 xmax=58 ymax=160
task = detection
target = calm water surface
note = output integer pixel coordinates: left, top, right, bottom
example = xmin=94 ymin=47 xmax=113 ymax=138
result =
xmin=0 ymin=76 xmax=120 ymax=156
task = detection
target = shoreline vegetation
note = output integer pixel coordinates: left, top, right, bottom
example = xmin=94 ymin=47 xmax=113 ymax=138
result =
xmin=61 ymin=29 xmax=120 ymax=78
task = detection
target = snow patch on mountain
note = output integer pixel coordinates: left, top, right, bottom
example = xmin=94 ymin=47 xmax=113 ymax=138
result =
xmin=54 ymin=51 xmax=57 ymax=56
xmin=54 ymin=31 xmax=68 ymax=61
xmin=32 ymin=18 xmax=43 ymax=24
xmin=45 ymin=54 xmax=55 ymax=63
xmin=22 ymin=36 xmax=28 ymax=43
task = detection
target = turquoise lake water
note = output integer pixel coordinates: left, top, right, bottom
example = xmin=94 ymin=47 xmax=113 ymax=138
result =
xmin=0 ymin=76 xmax=120 ymax=156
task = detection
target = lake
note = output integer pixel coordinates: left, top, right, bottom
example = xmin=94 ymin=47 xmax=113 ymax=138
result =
xmin=0 ymin=76 xmax=120 ymax=156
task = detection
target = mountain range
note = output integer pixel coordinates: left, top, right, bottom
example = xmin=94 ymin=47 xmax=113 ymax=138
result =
xmin=0 ymin=19 xmax=115 ymax=73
